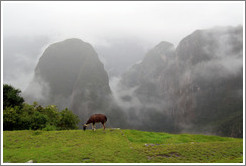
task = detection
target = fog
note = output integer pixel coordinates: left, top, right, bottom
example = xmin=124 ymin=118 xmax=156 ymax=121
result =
xmin=2 ymin=1 xmax=244 ymax=91
xmin=3 ymin=1 xmax=244 ymax=43
xmin=1 ymin=1 xmax=244 ymax=137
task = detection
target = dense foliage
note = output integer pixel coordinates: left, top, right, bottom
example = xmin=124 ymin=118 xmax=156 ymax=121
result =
xmin=3 ymin=84 xmax=24 ymax=109
xmin=3 ymin=84 xmax=80 ymax=131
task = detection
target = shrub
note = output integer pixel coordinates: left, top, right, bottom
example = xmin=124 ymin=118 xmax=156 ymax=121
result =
xmin=3 ymin=84 xmax=80 ymax=131
xmin=30 ymin=111 xmax=48 ymax=130
xmin=3 ymin=84 xmax=24 ymax=109
xmin=3 ymin=107 xmax=20 ymax=130
xmin=42 ymin=124 xmax=57 ymax=131
xmin=57 ymin=108 xmax=80 ymax=130
xmin=42 ymin=105 xmax=61 ymax=127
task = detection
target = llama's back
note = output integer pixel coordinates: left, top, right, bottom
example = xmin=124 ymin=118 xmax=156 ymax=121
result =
xmin=89 ymin=114 xmax=107 ymax=123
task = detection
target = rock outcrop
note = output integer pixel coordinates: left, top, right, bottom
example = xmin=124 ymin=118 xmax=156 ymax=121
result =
xmin=24 ymin=38 xmax=112 ymax=122
xmin=118 ymin=26 xmax=243 ymax=137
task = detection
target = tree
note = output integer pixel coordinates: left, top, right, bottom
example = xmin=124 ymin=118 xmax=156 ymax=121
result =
xmin=58 ymin=108 xmax=80 ymax=130
xmin=3 ymin=84 xmax=80 ymax=131
xmin=3 ymin=106 xmax=20 ymax=130
xmin=3 ymin=84 xmax=24 ymax=109
xmin=30 ymin=111 xmax=48 ymax=130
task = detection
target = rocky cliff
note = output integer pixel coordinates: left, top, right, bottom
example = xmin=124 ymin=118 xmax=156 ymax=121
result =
xmin=118 ymin=26 xmax=243 ymax=137
xmin=23 ymin=26 xmax=243 ymax=137
xmin=24 ymin=38 xmax=113 ymax=123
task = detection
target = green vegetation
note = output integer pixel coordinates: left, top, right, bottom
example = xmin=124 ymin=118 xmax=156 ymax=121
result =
xmin=3 ymin=84 xmax=80 ymax=131
xmin=3 ymin=84 xmax=24 ymax=110
xmin=3 ymin=103 xmax=80 ymax=131
xmin=3 ymin=129 xmax=243 ymax=163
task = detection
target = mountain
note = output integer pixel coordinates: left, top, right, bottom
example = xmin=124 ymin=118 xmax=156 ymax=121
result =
xmin=23 ymin=26 xmax=243 ymax=137
xmin=117 ymin=26 xmax=243 ymax=137
xmin=116 ymin=41 xmax=178 ymax=132
xmin=24 ymin=38 xmax=124 ymax=124
xmin=175 ymin=26 xmax=243 ymax=137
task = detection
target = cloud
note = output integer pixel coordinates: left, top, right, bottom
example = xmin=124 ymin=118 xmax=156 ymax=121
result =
xmin=3 ymin=36 xmax=51 ymax=90
xmin=193 ymin=26 xmax=243 ymax=80
xmin=23 ymin=76 xmax=51 ymax=104
xmin=2 ymin=2 xmax=244 ymax=133
xmin=2 ymin=1 xmax=243 ymax=90
xmin=107 ymin=25 xmax=243 ymax=133
xmin=2 ymin=1 xmax=244 ymax=45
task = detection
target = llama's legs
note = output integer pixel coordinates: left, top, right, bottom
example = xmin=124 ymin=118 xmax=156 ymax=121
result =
xmin=92 ymin=123 xmax=96 ymax=131
xmin=102 ymin=123 xmax=106 ymax=130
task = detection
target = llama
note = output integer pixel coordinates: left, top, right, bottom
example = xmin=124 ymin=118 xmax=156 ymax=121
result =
xmin=83 ymin=114 xmax=107 ymax=131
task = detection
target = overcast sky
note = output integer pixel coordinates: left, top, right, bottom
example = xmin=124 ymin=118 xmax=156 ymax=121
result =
xmin=3 ymin=1 xmax=244 ymax=46
xmin=2 ymin=1 xmax=245 ymax=90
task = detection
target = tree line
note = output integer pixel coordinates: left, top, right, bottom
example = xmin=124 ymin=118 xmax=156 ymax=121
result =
xmin=3 ymin=84 xmax=80 ymax=131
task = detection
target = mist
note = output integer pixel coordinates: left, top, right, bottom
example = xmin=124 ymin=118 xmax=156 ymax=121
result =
xmin=2 ymin=1 xmax=244 ymax=91
xmin=2 ymin=1 xmax=244 ymax=136
xmin=107 ymin=25 xmax=243 ymax=135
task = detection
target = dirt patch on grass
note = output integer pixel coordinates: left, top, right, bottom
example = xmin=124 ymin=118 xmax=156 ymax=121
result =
xmin=82 ymin=158 xmax=90 ymax=161
xmin=157 ymin=152 xmax=181 ymax=158
xmin=169 ymin=152 xmax=181 ymax=157
xmin=156 ymin=154 xmax=171 ymax=158
xmin=148 ymin=152 xmax=181 ymax=160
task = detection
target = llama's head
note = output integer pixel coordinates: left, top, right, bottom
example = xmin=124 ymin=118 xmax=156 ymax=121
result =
xmin=83 ymin=124 xmax=88 ymax=131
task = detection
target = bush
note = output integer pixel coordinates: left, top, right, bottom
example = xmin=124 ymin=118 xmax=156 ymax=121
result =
xmin=31 ymin=111 xmax=48 ymax=130
xmin=3 ymin=84 xmax=80 ymax=131
xmin=42 ymin=105 xmax=60 ymax=127
xmin=3 ymin=84 xmax=24 ymax=109
xmin=18 ymin=103 xmax=35 ymax=130
xmin=57 ymin=108 xmax=80 ymax=130
xmin=3 ymin=102 xmax=80 ymax=131
xmin=42 ymin=124 xmax=57 ymax=131
xmin=3 ymin=107 xmax=20 ymax=130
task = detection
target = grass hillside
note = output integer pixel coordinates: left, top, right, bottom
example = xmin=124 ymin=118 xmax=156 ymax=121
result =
xmin=3 ymin=129 xmax=243 ymax=163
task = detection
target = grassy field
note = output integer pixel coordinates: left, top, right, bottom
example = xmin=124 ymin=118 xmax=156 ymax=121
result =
xmin=3 ymin=129 xmax=243 ymax=163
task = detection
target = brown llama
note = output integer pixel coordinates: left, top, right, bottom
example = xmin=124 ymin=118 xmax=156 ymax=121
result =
xmin=83 ymin=114 xmax=107 ymax=131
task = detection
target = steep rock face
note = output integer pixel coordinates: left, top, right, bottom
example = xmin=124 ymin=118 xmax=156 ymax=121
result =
xmin=118 ymin=41 xmax=178 ymax=132
xmin=118 ymin=26 xmax=243 ymax=137
xmin=121 ymin=41 xmax=176 ymax=90
xmin=25 ymin=38 xmax=112 ymax=122
xmin=175 ymin=26 xmax=243 ymax=137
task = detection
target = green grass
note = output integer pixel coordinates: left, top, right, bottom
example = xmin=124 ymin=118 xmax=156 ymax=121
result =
xmin=3 ymin=129 xmax=243 ymax=163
